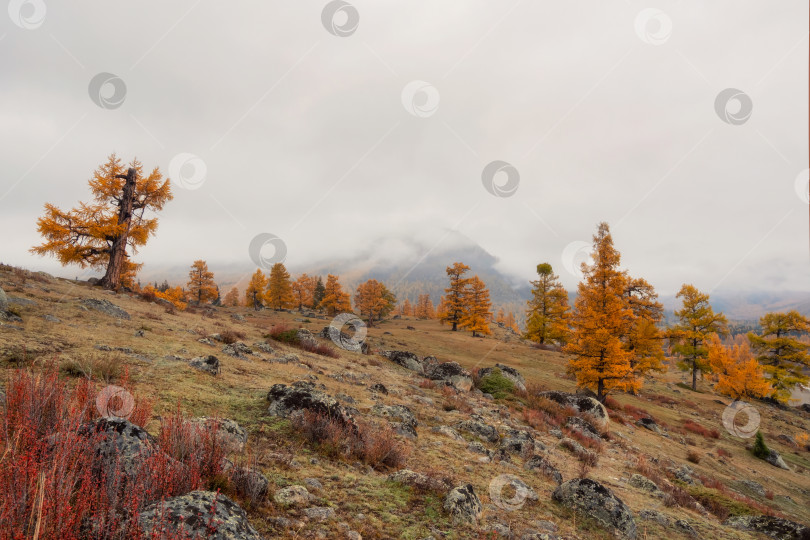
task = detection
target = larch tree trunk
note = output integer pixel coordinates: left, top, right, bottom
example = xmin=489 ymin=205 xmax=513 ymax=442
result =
xmin=100 ymin=168 xmax=137 ymax=290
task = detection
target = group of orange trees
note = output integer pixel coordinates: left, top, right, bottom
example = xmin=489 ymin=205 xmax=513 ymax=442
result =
xmin=30 ymin=156 xmax=810 ymax=404
xmin=523 ymin=222 xmax=810 ymax=404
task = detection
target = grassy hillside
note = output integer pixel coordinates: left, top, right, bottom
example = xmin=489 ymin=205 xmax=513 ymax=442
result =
xmin=1 ymin=265 xmax=809 ymax=539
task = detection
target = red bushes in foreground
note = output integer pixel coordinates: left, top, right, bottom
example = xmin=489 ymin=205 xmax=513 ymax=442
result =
xmin=682 ymin=419 xmax=720 ymax=439
xmin=0 ymin=366 xmax=224 ymax=539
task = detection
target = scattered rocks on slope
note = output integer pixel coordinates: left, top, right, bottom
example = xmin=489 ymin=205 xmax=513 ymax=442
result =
xmin=189 ymin=355 xmax=221 ymax=375
xmin=538 ymin=391 xmax=609 ymax=428
xmin=566 ymin=416 xmax=602 ymax=441
xmin=80 ymin=298 xmax=130 ymax=319
xmin=303 ymin=506 xmax=336 ymax=521
xmin=740 ymin=480 xmax=766 ymax=497
xmin=524 ymin=455 xmax=563 ymax=485
xmin=552 ymin=478 xmax=637 ymax=539
xmin=138 ymin=490 xmax=261 ymax=540
xmin=266 ymin=381 xmax=356 ymax=429
xmin=499 ymin=427 xmax=535 ymax=455
xmin=455 ymin=415 xmax=499 ymax=443
xmin=444 ymin=484 xmax=483 ymax=526
xmin=425 ymin=362 xmax=473 ymax=391
xmin=724 ymin=515 xmax=810 ymax=539
xmin=297 ymin=328 xmax=317 ymax=347
xmin=254 ymin=341 xmax=274 ymax=354
xmin=478 ymin=363 xmax=526 ymax=391
xmin=671 ymin=465 xmax=702 ymax=486
xmin=636 ymin=417 xmax=661 ymax=434
xmin=431 ymin=425 xmax=464 ymax=441
xmin=368 ymin=383 xmax=388 ymax=395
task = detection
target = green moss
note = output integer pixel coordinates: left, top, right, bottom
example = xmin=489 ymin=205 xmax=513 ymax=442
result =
xmin=686 ymin=485 xmax=755 ymax=518
xmin=478 ymin=368 xmax=515 ymax=399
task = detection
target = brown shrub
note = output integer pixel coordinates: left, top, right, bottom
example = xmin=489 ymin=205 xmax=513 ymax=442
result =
xmin=220 ymin=329 xmax=247 ymax=344
xmin=687 ymin=450 xmax=701 ymax=464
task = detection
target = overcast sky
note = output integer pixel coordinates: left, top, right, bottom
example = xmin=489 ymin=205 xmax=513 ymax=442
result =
xmin=0 ymin=1 xmax=807 ymax=295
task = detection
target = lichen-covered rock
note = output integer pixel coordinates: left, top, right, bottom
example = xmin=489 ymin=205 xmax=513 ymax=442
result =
xmin=371 ymin=404 xmax=418 ymax=438
xmin=138 ymin=491 xmax=261 ymax=540
xmin=432 ymin=425 xmax=464 ymax=441
xmin=538 ymin=391 xmax=609 ymax=428
xmin=455 ymin=415 xmax=499 ymax=443
xmin=388 ymin=469 xmax=452 ymax=492
xmin=724 ymin=515 xmax=810 ymax=539
xmin=425 ymin=362 xmax=473 ymax=391
xmin=628 ymin=474 xmax=662 ymax=497
xmin=266 ymin=381 xmax=356 ymax=430
xmin=190 ymin=417 xmax=247 ymax=452
xmin=566 ymin=416 xmax=602 ymax=441
xmin=274 ymin=485 xmax=313 ymax=507
xmin=222 ymin=341 xmax=253 ymax=358
xmin=380 ymin=350 xmax=424 ymax=373
xmin=765 ymin=449 xmax=790 ymax=470
xmin=636 ymin=417 xmax=661 ymax=434
xmin=552 ymin=479 xmax=636 ymax=539
xmin=80 ymin=298 xmax=130 ymax=319
xmin=189 ymin=355 xmax=220 ymax=375
xmin=478 ymin=363 xmax=526 ymax=391
xmin=368 ymin=383 xmax=388 ymax=395
xmin=499 ymin=428 xmax=535 ymax=455
xmin=444 ymin=484 xmax=482 ymax=526
xmin=524 ymin=455 xmax=562 ymax=485
xmin=0 ymin=286 xmax=7 ymax=312
xmin=303 ymin=506 xmax=336 ymax=521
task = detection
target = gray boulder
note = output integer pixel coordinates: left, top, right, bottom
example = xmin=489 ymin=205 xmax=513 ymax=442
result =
xmin=628 ymin=474 xmax=662 ymax=497
xmin=189 ymin=355 xmax=220 ymax=375
xmin=566 ymin=416 xmax=602 ymax=441
xmin=371 ymin=404 xmax=418 ymax=438
xmin=274 ymin=485 xmax=314 ymax=507
xmin=80 ymin=298 xmax=130 ymax=319
xmin=138 ymin=491 xmax=261 ymax=540
xmin=388 ymin=469 xmax=452 ymax=492
xmin=478 ymin=363 xmax=526 ymax=391
xmin=552 ymin=479 xmax=636 ymax=539
xmin=266 ymin=381 xmax=356 ymax=430
xmin=766 ymin=449 xmax=791 ymax=470
xmin=380 ymin=350 xmax=424 ymax=373
xmin=499 ymin=427 xmax=535 ymax=455
xmin=0 ymin=286 xmax=7 ymax=312
xmin=425 ymin=362 xmax=473 ymax=391
xmin=444 ymin=484 xmax=483 ymax=526
xmin=222 ymin=341 xmax=253 ymax=358
xmin=724 ymin=515 xmax=810 ymax=539
xmin=538 ymin=391 xmax=609 ymax=428
xmin=190 ymin=417 xmax=247 ymax=452
xmin=455 ymin=415 xmax=499 ymax=443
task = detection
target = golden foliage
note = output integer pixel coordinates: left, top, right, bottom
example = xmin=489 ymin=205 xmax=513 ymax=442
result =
xmin=707 ymin=335 xmax=770 ymax=399
xmin=354 ymin=279 xmax=396 ymax=326
xmin=320 ymin=274 xmax=352 ymax=315
xmin=186 ymin=260 xmax=217 ymax=305
xmin=265 ymin=263 xmax=295 ymax=310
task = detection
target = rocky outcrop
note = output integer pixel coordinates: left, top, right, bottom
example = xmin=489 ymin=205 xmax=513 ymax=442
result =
xmin=189 ymin=355 xmax=220 ymax=375
xmin=80 ymin=298 xmax=130 ymax=319
xmin=388 ymin=469 xmax=452 ymax=492
xmin=636 ymin=417 xmax=661 ymax=434
xmin=444 ymin=484 xmax=483 ymax=525
xmin=138 ymin=491 xmax=261 ymax=540
xmin=539 ymin=391 xmax=609 ymax=428
xmin=499 ymin=427 xmax=535 ymax=455
xmin=628 ymin=474 xmax=663 ymax=497
xmin=478 ymin=363 xmax=526 ymax=391
xmin=552 ymin=479 xmax=636 ymax=538
xmin=765 ymin=449 xmax=790 ymax=470
xmin=425 ymin=362 xmax=473 ymax=391
xmin=724 ymin=515 xmax=810 ymax=539
xmin=266 ymin=381 xmax=356 ymax=430
xmin=274 ymin=485 xmax=314 ymax=507
xmin=566 ymin=416 xmax=602 ymax=441
xmin=222 ymin=342 xmax=253 ymax=358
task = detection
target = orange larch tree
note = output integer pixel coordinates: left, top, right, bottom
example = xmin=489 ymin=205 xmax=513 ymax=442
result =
xmin=265 ymin=263 xmax=295 ymax=310
xmin=436 ymin=296 xmax=448 ymax=324
xmin=401 ymin=299 xmax=413 ymax=317
xmin=707 ymin=334 xmax=770 ymax=399
xmin=291 ymin=273 xmax=318 ymax=310
xmin=621 ymin=276 xmax=666 ymax=393
xmin=460 ymin=275 xmax=492 ymax=337
xmin=505 ymin=311 xmax=520 ymax=334
xmin=320 ymin=274 xmax=352 ymax=315
xmin=442 ymin=262 xmax=471 ymax=331
xmin=415 ymin=294 xmax=435 ymax=319
xmin=31 ymin=154 xmax=172 ymax=290
xmin=187 ymin=260 xmax=217 ymax=305
xmin=354 ymin=279 xmax=397 ymax=327
xmin=564 ymin=223 xmax=633 ymax=403
xmin=244 ymin=269 xmax=268 ymax=310
xmin=223 ymin=286 xmax=240 ymax=307
xmin=525 ymin=263 xmax=570 ymax=346
xmin=496 ymin=308 xmax=505 ymax=325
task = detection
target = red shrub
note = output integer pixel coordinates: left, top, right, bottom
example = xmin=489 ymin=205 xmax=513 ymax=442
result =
xmin=683 ymin=419 xmax=720 ymax=439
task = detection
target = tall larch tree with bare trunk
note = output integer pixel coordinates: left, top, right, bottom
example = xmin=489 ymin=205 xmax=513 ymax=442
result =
xmin=187 ymin=260 xmax=217 ymax=305
xmin=442 ymin=262 xmax=471 ymax=331
xmin=31 ymin=154 xmax=172 ymax=290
